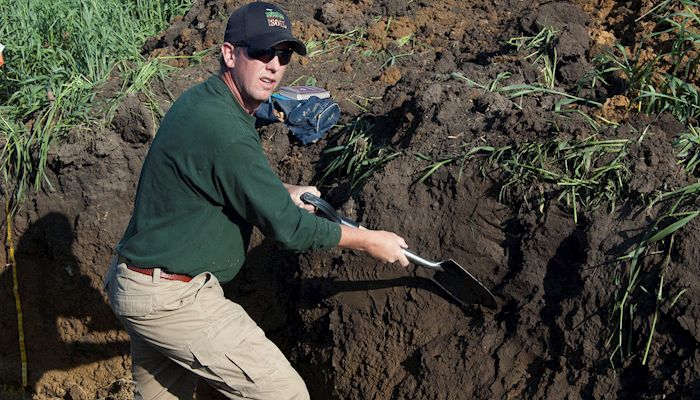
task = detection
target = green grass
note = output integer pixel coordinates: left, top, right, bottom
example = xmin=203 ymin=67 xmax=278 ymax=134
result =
xmin=108 ymin=56 xmax=180 ymax=123
xmin=316 ymin=115 xmax=400 ymax=190
xmin=304 ymin=20 xmax=426 ymax=74
xmin=415 ymin=145 xmax=494 ymax=185
xmin=638 ymin=74 xmax=700 ymax=122
xmin=489 ymin=137 xmax=630 ymax=223
xmin=452 ymin=71 xmax=602 ymax=111
xmin=445 ymin=1 xmax=698 ymax=367
xmin=305 ymin=28 xmax=369 ymax=58
xmin=381 ymin=50 xmax=415 ymax=70
xmin=646 ymin=0 xmax=700 ymax=82
xmin=414 ymin=133 xmax=635 ymax=224
xmin=0 ymin=1 xmax=193 ymax=391
xmin=607 ymin=182 xmax=698 ymax=367
xmin=0 ymin=0 xmax=191 ymax=210
xmin=508 ymin=26 xmax=558 ymax=88
xmin=587 ymin=1 xmax=699 ymax=123
xmin=585 ymin=10 xmax=700 ymax=363
xmin=445 ymin=1 xmax=698 ymax=218
xmin=674 ymin=125 xmax=700 ymax=173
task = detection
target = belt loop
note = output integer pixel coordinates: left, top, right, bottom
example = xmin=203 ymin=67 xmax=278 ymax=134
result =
xmin=153 ymin=267 xmax=161 ymax=283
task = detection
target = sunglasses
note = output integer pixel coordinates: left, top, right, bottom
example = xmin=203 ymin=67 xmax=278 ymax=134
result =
xmin=238 ymin=44 xmax=293 ymax=65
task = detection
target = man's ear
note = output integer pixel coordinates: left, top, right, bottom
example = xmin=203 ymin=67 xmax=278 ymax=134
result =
xmin=221 ymin=42 xmax=237 ymax=69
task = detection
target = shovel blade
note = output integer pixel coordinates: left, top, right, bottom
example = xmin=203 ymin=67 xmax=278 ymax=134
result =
xmin=431 ymin=259 xmax=498 ymax=310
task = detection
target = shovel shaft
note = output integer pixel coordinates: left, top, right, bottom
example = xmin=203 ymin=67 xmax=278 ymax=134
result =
xmin=403 ymin=249 xmax=443 ymax=270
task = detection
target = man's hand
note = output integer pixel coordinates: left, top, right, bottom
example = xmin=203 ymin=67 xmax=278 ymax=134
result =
xmin=284 ymin=184 xmax=319 ymax=213
xmin=338 ymin=225 xmax=410 ymax=267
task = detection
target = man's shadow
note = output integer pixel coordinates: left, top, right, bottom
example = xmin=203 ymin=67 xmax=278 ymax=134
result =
xmin=196 ymin=237 xmax=481 ymax=400
xmin=0 ymin=212 xmax=128 ymax=392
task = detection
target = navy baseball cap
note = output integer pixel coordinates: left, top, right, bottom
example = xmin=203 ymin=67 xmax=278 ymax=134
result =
xmin=224 ymin=1 xmax=307 ymax=56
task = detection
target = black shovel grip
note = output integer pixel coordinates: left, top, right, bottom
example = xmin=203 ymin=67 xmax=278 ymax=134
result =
xmin=301 ymin=192 xmax=360 ymax=228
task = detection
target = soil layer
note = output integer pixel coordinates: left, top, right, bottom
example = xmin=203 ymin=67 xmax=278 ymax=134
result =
xmin=1 ymin=1 xmax=698 ymax=399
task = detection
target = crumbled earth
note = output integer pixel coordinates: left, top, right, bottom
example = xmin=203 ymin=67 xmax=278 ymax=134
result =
xmin=1 ymin=1 xmax=699 ymax=399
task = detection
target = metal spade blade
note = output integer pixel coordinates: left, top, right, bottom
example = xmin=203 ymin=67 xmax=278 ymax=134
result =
xmin=407 ymin=252 xmax=498 ymax=310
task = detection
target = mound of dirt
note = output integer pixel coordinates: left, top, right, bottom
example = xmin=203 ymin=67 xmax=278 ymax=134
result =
xmin=1 ymin=1 xmax=698 ymax=399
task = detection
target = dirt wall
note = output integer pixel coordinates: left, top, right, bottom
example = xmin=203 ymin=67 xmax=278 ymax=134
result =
xmin=1 ymin=1 xmax=698 ymax=399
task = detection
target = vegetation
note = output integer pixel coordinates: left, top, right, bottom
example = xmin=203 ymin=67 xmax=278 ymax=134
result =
xmin=304 ymin=17 xmax=421 ymax=75
xmin=316 ymin=115 xmax=400 ymax=190
xmin=608 ymin=182 xmax=698 ymax=367
xmin=508 ymin=26 xmax=559 ymax=88
xmin=305 ymin=28 xmax=369 ymax=59
xmin=0 ymin=0 xmax=192 ymax=391
xmin=488 ymin=138 xmax=630 ymax=223
xmin=589 ymin=43 xmax=700 ymax=123
xmin=0 ymin=0 xmax=192 ymax=210
xmin=599 ymin=0 xmax=699 ymax=366
xmin=674 ymin=125 xmax=700 ymax=173
xmin=415 ymin=0 xmax=700 ymax=369
xmin=584 ymin=1 xmax=700 ymax=123
xmin=452 ymin=71 xmax=602 ymax=110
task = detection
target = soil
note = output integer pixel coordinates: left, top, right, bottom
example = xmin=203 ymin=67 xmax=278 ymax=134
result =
xmin=1 ymin=0 xmax=699 ymax=399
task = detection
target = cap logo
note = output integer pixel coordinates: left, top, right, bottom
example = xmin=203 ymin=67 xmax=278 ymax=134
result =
xmin=265 ymin=8 xmax=287 ymax=29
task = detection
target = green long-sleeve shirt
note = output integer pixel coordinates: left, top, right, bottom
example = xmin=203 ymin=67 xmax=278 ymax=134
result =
xmin=117 ymin=75 xmax=341 ymax=283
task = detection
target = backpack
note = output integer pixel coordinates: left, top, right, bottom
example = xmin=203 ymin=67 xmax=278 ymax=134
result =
xmin=255 ymin=94 xmax=340 ymax=145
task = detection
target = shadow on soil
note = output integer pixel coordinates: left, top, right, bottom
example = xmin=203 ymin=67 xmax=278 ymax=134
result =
xmin=0 ymin=212 xmax=128 ymax=393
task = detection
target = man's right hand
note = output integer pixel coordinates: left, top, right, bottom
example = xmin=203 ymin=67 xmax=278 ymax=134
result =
xmin=338 ymin=225 xmax=410 ymax=267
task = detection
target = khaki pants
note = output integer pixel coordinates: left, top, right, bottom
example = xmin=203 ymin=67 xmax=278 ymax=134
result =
xmin=104 ymin=257 xmax=309 ymax=400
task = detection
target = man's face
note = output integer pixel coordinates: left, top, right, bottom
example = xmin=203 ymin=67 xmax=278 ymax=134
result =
xmin=226 ymin=43 xmax=291 ymax=111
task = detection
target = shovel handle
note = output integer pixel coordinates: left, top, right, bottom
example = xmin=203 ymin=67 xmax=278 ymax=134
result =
xmin=300 ymin=192 xmax=359 ymax=228
xmin=302 ymin=193 xmax=443 ymax=270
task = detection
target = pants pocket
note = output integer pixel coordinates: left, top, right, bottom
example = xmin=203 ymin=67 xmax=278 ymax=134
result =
xmin=188 ymin=329 xmax=253 ymax=397
xmin=226 ymin=340 xmax=284 ymax=386
xmin=109 ymin=292 xmax=155 ymax=317
xmin=107 ymin=264 xmax=156 ymax=317
xmin=188 ymin=321 xmax=287 ymax=396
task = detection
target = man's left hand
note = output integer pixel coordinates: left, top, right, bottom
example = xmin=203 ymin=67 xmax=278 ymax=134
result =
xmin=284 ymin=184 xmax=320 ymax=213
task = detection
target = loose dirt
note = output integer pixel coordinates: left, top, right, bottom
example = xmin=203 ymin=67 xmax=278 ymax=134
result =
xmin=1 ymin=0 xmax=698 ymax=399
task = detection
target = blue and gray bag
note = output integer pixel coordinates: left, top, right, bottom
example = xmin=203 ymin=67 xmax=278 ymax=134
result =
xmin=255 ymin=94 xmax=340 ymax=145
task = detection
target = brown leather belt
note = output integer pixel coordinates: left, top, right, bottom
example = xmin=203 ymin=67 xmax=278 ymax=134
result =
xmin=126 ymin=265 xmax=193 ymax=283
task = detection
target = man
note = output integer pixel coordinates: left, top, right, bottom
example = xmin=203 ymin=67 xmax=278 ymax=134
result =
xmin=104 ymin=2 xmax=409 ymax=399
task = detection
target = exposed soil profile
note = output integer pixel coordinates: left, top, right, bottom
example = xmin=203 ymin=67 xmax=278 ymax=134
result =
xmin=1 ymin=0 xmax=698 ymax=399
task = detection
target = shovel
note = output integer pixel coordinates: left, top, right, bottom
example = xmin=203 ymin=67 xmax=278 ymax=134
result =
xmin=301 ymin=193 xmax=498 ymax=310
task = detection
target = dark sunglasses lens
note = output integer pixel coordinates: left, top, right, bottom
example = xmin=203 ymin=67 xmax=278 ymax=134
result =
xmin=277 ymin=49 xmax=293 ymax=65
xmin=247 ymin=47 xmax=293 ymax=65
xmin=246 ymin=47 xmax=273 ymax=62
